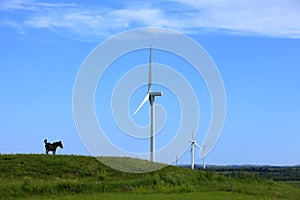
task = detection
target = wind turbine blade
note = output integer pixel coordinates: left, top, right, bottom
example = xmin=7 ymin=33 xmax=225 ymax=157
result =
xmin=133 ymin=93 xmax=149 ymax=115
xmin=192 ymin=131 xmax=195 ymax=141
xmin=194 ymin=142 xmax=200 ymax=148
xmin=192 ymin=124 xmax=196 ymax=140
xmin=148 ymin=47 xmax=152 ymax=92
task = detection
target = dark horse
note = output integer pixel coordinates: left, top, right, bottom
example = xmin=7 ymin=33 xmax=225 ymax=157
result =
xmin=44 ymin=139 xmax=63 ymax=155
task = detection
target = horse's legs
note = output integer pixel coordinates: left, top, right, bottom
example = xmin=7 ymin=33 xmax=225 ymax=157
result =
xmin=46 ymin=150 xmax=49 ymax=154
xmin=53 ymin=150 xmax=56 ymax=155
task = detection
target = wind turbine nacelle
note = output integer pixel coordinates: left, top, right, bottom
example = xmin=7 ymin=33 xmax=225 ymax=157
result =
xmin=149 ymin=91 xmax=163 ymax=96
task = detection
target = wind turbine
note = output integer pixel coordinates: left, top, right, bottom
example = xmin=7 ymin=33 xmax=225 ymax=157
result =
xmin=133 ymin=47 xmax=162 ymax=162
xmin=189 ymin=128 xmax=200 ymax=170
xmin=202 ymin=144 xmax=206 ymax=169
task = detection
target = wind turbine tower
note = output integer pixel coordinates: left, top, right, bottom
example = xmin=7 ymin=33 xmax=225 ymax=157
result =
xmin=189 ymin=128 xmax=200 ymax=170
xmin=202 ymin=145 xmax=206 ymax=169
xmin=134 ymin=47 xmax=162 ymax=162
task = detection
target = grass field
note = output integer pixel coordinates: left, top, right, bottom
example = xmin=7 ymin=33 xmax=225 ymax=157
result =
xmin=0 ymin=154 xmax=299 ymax=199
xmin=17 ymin=192 xmax=276 ymax=200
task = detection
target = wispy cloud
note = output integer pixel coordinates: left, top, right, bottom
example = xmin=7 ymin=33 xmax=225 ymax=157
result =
xmin=173 ymin=0 xmax=300 ymax=38
xmin=0 ymin=0 xmax=76 ymax=11
xmin=1 ymin=0 xmax=300 ymax=41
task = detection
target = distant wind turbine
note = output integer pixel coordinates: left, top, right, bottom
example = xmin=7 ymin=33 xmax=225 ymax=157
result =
xmin=202 ymin=144 xmax=206 ymax=169
xmin=134 ymin=47 xmax=162 ymax=162
xmin=189 ymin=128 xmax=200 ymax=170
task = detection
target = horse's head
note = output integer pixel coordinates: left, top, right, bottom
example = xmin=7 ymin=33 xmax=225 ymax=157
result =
xmin=58 ymin=141 xmax=63 ymax=149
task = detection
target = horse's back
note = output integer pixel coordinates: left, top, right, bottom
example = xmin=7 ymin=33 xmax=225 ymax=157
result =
xmin=45 ymin=143 xmax=55 ymax=151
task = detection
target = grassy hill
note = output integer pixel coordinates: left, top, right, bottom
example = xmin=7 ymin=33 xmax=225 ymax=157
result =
xmin=0 ymin=154 xmax=299 ymax=199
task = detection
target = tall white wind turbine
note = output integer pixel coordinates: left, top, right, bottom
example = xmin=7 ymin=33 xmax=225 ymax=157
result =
xmin=189 ymin=128 xmax=200 ymax=170
xmin=134 ymin=47 xmax=162 ymax=162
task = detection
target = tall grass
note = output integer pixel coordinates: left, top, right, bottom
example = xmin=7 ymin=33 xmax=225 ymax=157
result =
xmin=0 ymin=154 xmax=299 ymax=199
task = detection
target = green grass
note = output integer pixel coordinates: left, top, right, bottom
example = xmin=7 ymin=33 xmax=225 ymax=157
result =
xmin=17 ymin=192 xmax=274 ymax=200
xmin=0 ymin=154 xmax=299 ymax=199
xmin=97 ymin=156 xmax=166 ymax=172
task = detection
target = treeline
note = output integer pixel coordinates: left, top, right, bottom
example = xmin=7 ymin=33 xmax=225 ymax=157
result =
xmin=192 ymin=165 xmax=300 ymax=181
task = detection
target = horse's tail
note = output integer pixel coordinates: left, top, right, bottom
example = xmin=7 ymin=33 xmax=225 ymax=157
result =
xmin=44 ymin=139 xmax=47 ymax=144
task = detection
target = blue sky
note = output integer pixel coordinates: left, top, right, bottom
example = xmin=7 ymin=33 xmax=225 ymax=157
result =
xmin=0 ymin=0 xmax=300 ymax=166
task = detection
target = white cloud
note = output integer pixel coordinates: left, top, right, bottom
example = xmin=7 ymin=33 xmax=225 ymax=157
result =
xmin=1 ymin=0 xmax=300 ymax=40
xmin=0 ymin=0 xmax=76 ymax=11
xmin=172 ymin=0 xmax=300 ymax=37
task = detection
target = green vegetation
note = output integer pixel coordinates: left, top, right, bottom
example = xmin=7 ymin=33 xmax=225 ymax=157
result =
xmin=97 ymin=156 xmax=166 ymax=172
xmin=0 ymin=154 xmax=299 ymax=199
xmin=205 ymin=165 xmax=300 ymax=181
